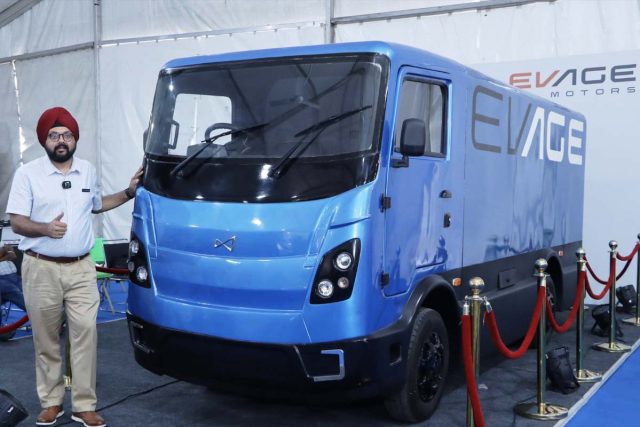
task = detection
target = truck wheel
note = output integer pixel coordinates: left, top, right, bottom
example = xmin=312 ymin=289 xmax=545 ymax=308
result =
xmin=385 ymin=308 xmax=449 ymax=422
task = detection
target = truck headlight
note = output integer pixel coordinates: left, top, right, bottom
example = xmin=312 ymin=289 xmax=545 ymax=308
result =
xmin=316 ymin=280 xmax=334 ymax=298
xmin=129 ymin=239 xmax=140 ymax=256
xmin=128 ymin=232 xmax=151 ymax=288
xmin=337 ymin=277 xmax=350 ymax=289
xmin=135 ymin=266 xmax=148 ymax=282
xmin=334 ymin=252 xmax=353 ymax=271
xmin=310 ymin=238 xmax=360 ymax=304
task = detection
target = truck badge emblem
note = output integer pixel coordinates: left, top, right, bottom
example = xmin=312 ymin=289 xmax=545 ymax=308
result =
xmin=214 ymin=236 xmax=236 ymax=252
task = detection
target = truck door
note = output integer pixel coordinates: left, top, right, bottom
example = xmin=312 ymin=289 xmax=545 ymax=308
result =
xmin=383 ymin=68 xmax=462 ymax=296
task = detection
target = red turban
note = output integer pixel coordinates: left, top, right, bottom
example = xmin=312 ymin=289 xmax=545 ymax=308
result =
xmin=36 ymin=107 xmax=79 ymax=146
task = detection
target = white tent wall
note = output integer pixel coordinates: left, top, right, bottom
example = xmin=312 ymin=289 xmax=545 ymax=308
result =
xmin=0 ymin=0 xmax=93 ymax=57
xmin=334 ymin=0 xmax=640 ymax=62
xmin=0 ymin=62 xmax=19 ymax=214
xmin=101 ymin=0 xmax=326 ymax=40
xmin=334 ymin=0 xmax=501 ymax=17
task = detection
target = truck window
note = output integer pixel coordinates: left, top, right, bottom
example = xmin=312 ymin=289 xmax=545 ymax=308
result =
xmin=171 ymin=94 xmax=232 ymax=156
xmin=394 ymin=79 xmax=447 ymax=157
xmin=143 ymin=54 xmax=389 ymax=203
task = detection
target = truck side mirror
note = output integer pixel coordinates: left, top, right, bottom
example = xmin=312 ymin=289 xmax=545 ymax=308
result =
xmin=392 ymin=118 xmax=426 ymax=168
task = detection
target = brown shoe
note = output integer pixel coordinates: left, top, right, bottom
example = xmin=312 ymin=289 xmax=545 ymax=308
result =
xmin=36 ymin=405 xmax=64 ymax=425
xmin=71 ymin=411 xmax=106 ymax=427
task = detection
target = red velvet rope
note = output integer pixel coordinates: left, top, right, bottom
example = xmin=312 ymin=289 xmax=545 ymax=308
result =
xmin=546 ymin=270 xmax=584 ymax=333
xmin=616 ymin=257 xmax=634 ymax=281
xmin=462 ymin=314 xmax=486 ymax=427
xmin=585 ymin=276 xmax=611 ymax=300
xmin=484 ymin=286 xmax=545 ymax=359
xmin=0 ymin=314 xmax=29 ymax=334
xmin=616 ymin=243 xmax=640 ymax=262
xmin=585 ymin=258 xmax=608 ymax=285
xmin=96 ymin=266 xmax=128 ymax=275
xmin=584 ymin=257 xmax=615 ymax=300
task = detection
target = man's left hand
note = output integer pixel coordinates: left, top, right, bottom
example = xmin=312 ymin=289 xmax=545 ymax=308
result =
xmin=128 ymin=165 xmax=144 ymax=195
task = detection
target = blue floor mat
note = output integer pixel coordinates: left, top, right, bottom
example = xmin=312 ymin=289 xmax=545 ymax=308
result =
xmin=3 ymin=280 xmax=128 ymax=340
xmin=566 ymin=345 xmax=640 ymax=426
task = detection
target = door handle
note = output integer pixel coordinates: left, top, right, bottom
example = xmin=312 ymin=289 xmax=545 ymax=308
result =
xmin=440 ymin=190 xmax=452 ymax=199
xmin=444 ymin=213 xmax=452 ymax=228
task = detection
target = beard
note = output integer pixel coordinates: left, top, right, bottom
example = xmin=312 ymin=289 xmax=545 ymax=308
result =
xmin=45 ymin=143 xmax=76 ymax=163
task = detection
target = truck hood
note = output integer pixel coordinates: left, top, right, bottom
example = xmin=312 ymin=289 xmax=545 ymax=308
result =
xmin=148 ymin=187 xmax=372 ymax=259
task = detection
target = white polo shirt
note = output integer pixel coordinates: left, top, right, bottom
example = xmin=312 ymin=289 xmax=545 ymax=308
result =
xmin=6 ymin=156 xmax=102 ymax=257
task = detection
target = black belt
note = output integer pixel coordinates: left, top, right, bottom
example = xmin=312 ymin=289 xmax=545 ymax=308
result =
xmin=25 ymin=250 xmax=89 ymax=264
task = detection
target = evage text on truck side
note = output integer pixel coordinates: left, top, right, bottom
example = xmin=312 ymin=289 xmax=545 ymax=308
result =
xmin=126 ymin=41 xmax=585 ymax=422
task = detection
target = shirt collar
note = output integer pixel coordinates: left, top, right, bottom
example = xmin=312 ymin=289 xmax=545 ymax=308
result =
xmin=43 ymin=156 xmax=80 ymax=176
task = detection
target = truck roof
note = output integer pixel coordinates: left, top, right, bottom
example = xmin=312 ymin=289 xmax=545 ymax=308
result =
xmin=163 ymin=40 xmax=468 ymax=74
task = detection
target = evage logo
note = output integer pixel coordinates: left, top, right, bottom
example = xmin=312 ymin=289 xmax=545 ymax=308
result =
xmin=509 ymin=64 xmax=636 ymax=98
xmin=472 ymin=85 xmax=584 ymax=165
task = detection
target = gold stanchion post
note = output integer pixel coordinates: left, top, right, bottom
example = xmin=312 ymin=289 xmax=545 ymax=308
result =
xmin=575 ymin=248 xmax=602 ymax=382
xmin=593 ymin=241 xmax=631 ymax=353
xmin=623 ymin=233 xmax=640 ymax=326
xmin=514 ymin=259 xmax=568 ymax=420
xmin=465 ymin=277 xmax=484 ymax=427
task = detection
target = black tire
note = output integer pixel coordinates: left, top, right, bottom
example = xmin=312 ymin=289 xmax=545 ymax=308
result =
xmin=385 ymin=308 xmax=450 ymax=423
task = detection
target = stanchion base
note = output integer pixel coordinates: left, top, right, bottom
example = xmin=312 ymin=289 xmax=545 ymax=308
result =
xmin=514 ymin=402 xmax=568 ymax=420
xmin=622 ymin=317 xmax=640 ymax=327
xmin=592 ymin=342 xmax=632 ymax=353
xmin=575 ymin=368 xmax=602 ymax=383
xmin=64 ymin=375 xmax=72 ymax=391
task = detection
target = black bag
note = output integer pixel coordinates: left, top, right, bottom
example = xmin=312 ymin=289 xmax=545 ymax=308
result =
xmin=545 ymin=346 xmax=579 ymax=394
xmin=591 ymin=304 xmax=624 ymax=338
xmin=616 ymin=284 xmax=637 ymax=313
xmin=0 ymin=389 xmax=28 ymax=427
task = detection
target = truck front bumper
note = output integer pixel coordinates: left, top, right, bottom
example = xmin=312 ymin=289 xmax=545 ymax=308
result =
xmin=127 ymin=313 xmax=410 ymax=399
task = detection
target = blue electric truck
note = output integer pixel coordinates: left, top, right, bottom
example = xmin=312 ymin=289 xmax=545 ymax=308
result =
xmin=126 ymin=41 xmax=585 ymax=422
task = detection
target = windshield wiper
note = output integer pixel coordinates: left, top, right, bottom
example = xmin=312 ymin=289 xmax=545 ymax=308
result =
xmin=169 ymin=122 xmax=267 ymax=178
xmin=268 ymin=105 xmax=372 ymax=179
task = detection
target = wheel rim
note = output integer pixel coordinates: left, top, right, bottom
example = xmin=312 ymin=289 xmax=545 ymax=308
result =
xmin=417 ymin=331 xmax=445 ymax=402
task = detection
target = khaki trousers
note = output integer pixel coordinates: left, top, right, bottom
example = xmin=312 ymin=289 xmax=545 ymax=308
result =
xmin=22 ymin=255 xmax=99 ymax=412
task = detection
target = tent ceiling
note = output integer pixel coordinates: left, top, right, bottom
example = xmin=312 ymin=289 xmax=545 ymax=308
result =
xmin=0 ymin=0 xmax=40 ymax=28
xmin=0 ymin=0 xmax=19 ymax=13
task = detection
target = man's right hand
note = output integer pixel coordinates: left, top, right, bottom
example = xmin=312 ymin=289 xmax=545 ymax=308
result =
xmin=47 ymin=212 xmax=67 ymax=239
xmin=0 ymin=244 xmax=17 ymax=262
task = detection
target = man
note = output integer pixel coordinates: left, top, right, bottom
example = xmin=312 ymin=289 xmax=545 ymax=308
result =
xmin=0 ymin=243 xmax=25 ymax=311
xmin=6 ymin=107 xmax=142 ymax=427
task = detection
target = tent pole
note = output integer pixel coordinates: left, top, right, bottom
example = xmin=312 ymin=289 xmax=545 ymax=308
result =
xmin=93 ymin=0 xmax=104 ymax=237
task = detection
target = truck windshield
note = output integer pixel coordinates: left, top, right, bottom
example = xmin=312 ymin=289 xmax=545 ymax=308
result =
xmin=144 ymin=54 xmax=388 ymax=202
